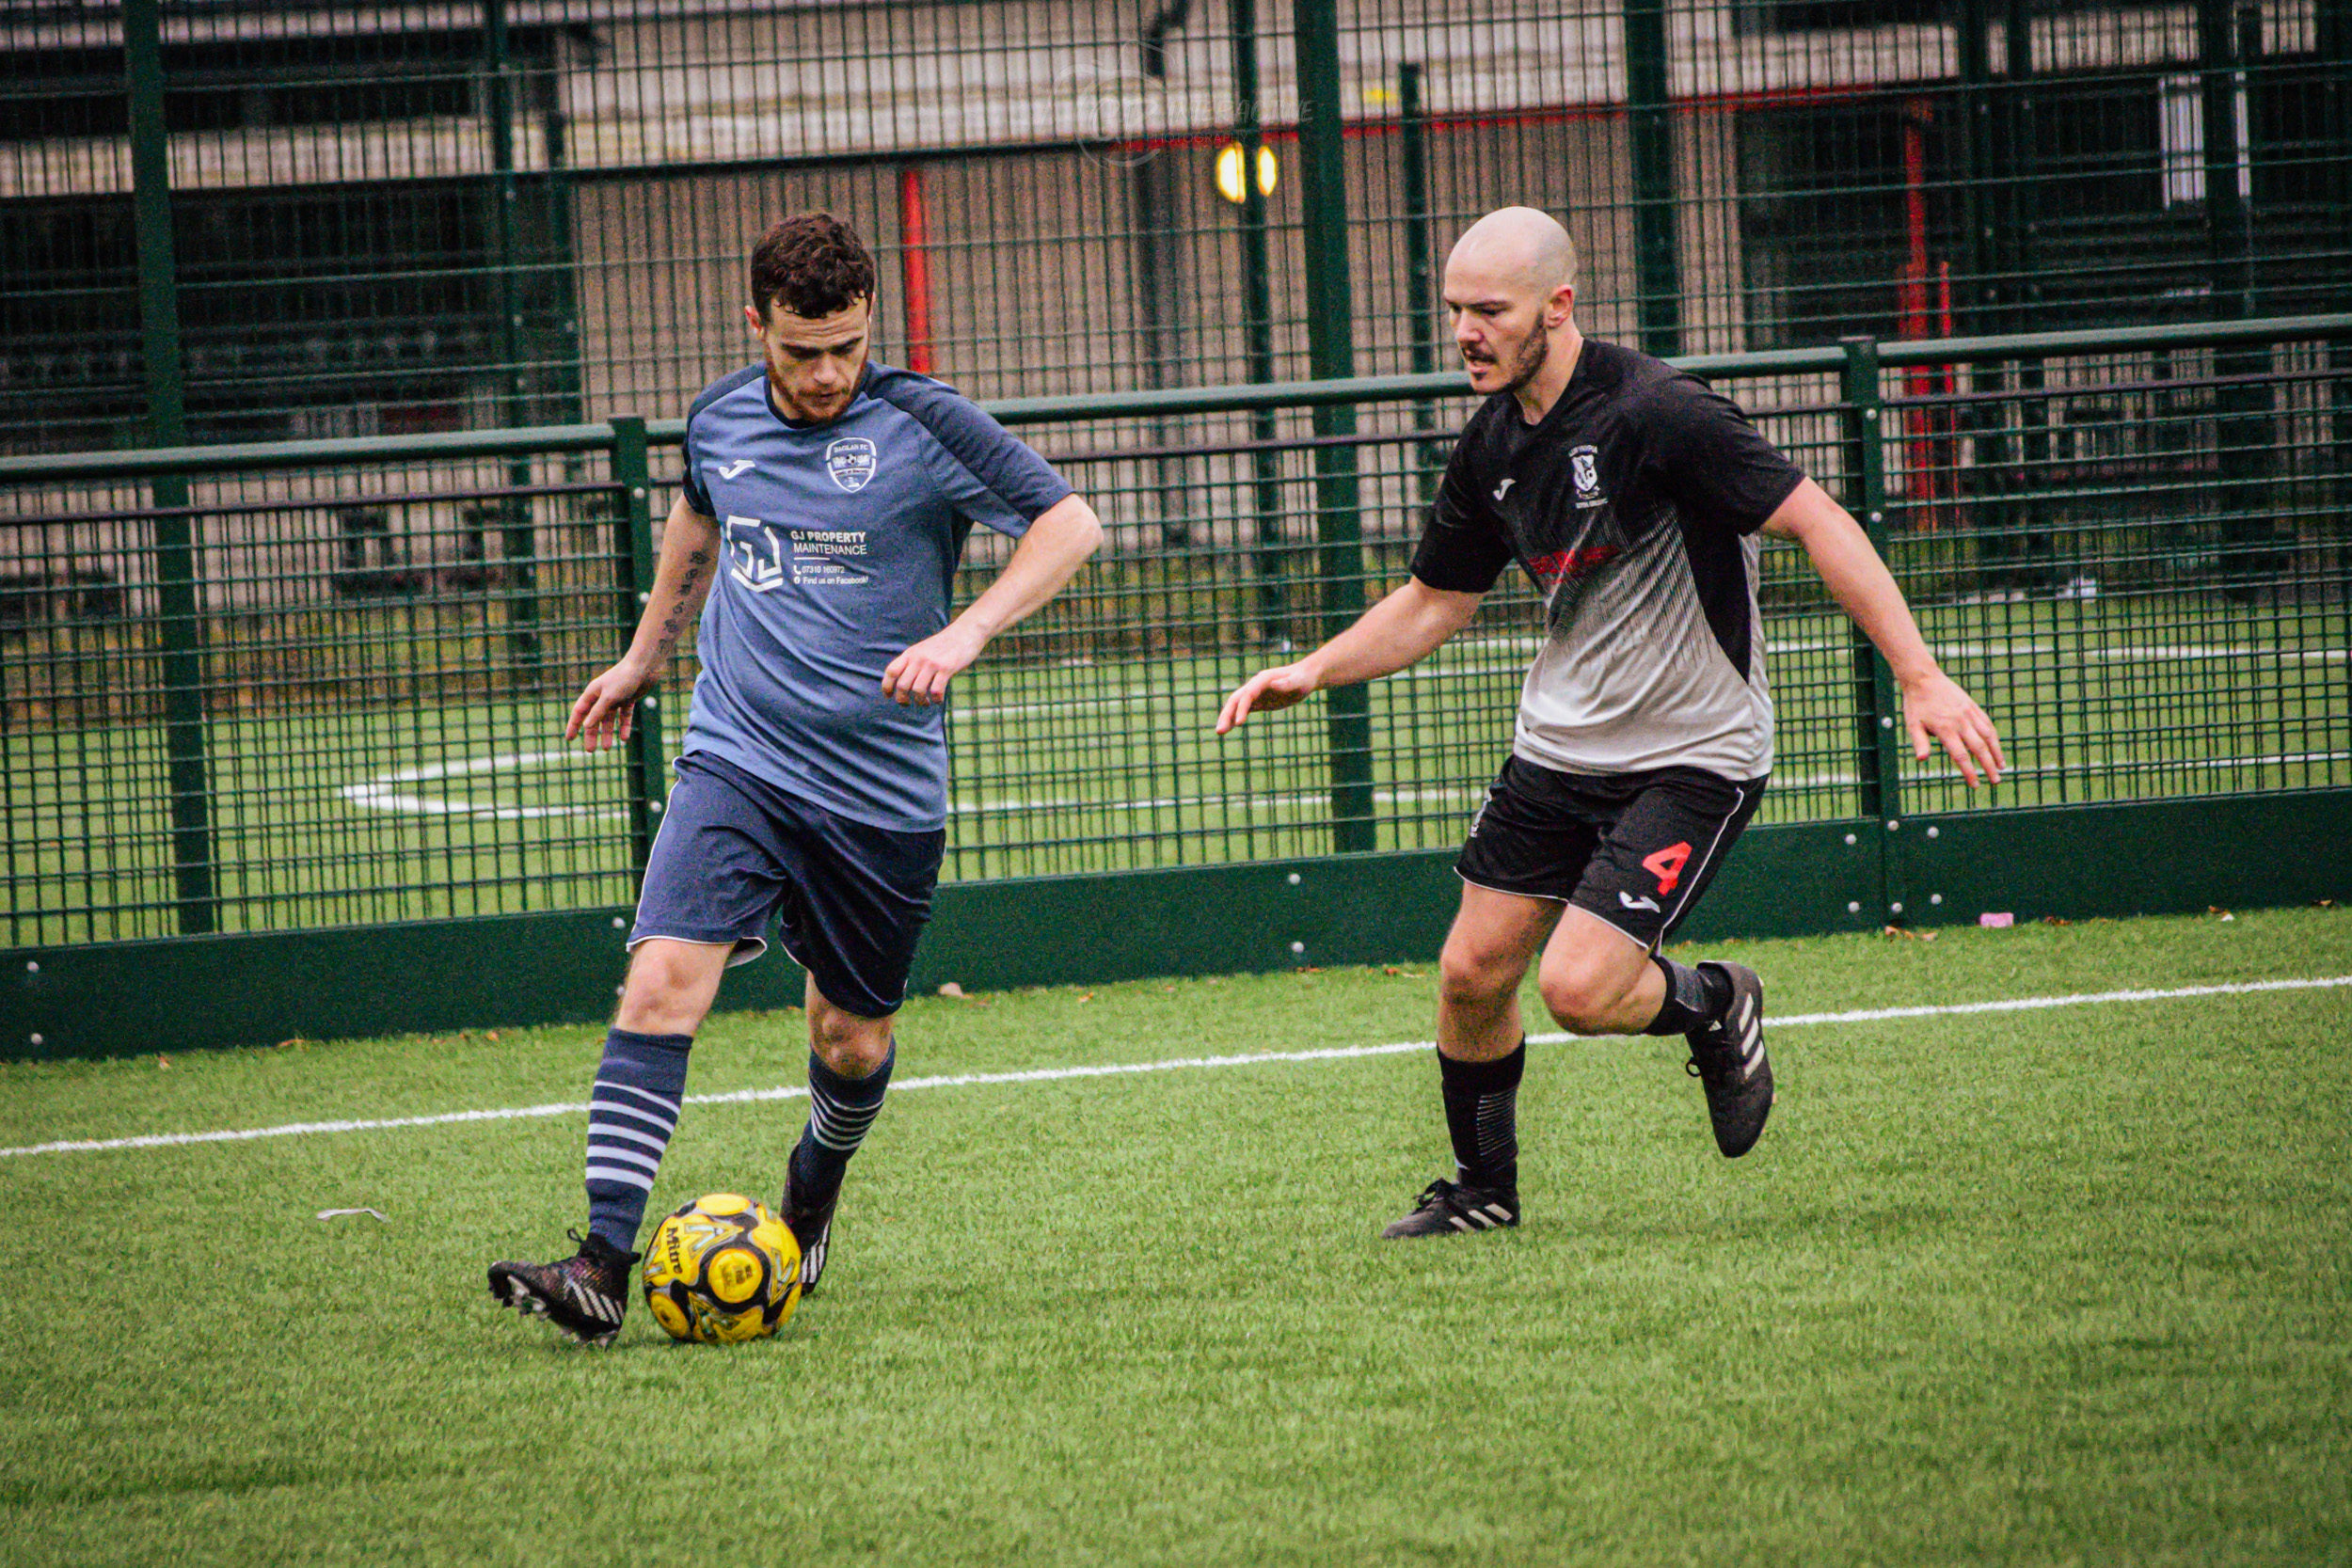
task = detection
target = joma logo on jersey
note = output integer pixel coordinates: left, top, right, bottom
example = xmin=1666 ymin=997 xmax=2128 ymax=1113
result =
xmin=724 ymin=515 xmax=787 ymax=593
xmin=825 ymin=436 xmax=878 ymax=493
xmin=1570 ymin=445 xmax=1604 ymax=505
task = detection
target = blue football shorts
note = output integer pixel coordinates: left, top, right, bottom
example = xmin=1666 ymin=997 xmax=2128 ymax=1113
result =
xmin=628 ymin=752 xmax=945 ymax=1019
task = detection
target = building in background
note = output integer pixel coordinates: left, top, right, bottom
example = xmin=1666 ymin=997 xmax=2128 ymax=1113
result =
xmin=1 ymin=0 xmax=2344 ymax=455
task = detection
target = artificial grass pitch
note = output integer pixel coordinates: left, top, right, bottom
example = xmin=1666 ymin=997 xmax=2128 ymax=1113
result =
xmin=0 ymin=907 xmax=2346 ymax=1565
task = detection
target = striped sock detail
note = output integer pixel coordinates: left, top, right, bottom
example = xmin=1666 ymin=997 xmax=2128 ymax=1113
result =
xmin=1471 ymin=1092 xmax=1518 ymax=1185
xmin=788 ymin=1042 xmax=895 ymax=1214
xmin=807 ymin=1091 xmax=885 ymax=1152
xmin=583 ymin=1029 xmax=691 ymax=1250
xmin=1438 ymin=1041 xmax=1525 ymax=1192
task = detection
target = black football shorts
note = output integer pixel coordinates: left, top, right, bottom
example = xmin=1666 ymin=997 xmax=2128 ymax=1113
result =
xmin=629 ymin=752 xmax=944 ymax=1019
xmin=1455 ymin=755 xmax=1767 ymax=951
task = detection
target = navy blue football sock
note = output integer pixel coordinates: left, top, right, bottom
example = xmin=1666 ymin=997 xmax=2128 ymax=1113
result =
xmin=787 ymin=1042 xmax=896 ymax=1210
xmin=1645 ymin=955 xmax=1733 ymax=1036
xmin=582 ymin=1028 xmax=692 ymax=1252
xmin=1438 ymin=1041 xmax=1525 ymax=1191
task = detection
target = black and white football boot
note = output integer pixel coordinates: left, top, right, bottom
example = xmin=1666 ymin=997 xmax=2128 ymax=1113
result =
xmin=777 ymin=1164 xmax=837 ymax=1295
xmin=486 ymin=1229 xmax=636 ymax=1346
xmin=1684 ymin=959 xmax=1773 ymax=1158
xmin=1379 ymin=1178 xmax=1520 ymax=1239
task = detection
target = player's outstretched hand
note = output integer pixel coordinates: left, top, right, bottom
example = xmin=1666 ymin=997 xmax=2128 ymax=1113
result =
xmin=882 ymin=625 xmax=983 ymax=706
xmin=1902 ymin=671 xmax=2006 ymax=787
xmin=566 ymin=659 xmax=655 ymax=752
xmin=1216 ymin=662 xmax=1320 ymax=735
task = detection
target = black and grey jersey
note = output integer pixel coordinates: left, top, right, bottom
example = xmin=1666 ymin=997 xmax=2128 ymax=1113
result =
xmin=1409 ymin=338 xmax=1806 ymax=780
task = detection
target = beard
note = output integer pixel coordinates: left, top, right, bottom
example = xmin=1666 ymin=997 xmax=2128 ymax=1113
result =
xmin=1499 ymin=326 xmax=1549 ymax=394
xmin=1466 ymin=325 xmax=1549 ymax=393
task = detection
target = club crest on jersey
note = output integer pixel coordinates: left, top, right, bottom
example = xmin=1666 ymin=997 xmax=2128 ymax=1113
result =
xmin=1570 ymin=445 xmax=1604 ymax=505
xmin=825 ymin=436 xmax=878 ymax=493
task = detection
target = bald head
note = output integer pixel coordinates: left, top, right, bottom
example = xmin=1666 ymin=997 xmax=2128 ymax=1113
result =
xmin=1442 ymin=208 xmax=1582 ymax=410
xmin=1448 ymin=206 xmax=1579 ymax=298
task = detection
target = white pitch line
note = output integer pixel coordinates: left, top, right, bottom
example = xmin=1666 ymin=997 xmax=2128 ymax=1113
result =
xmin=340 ymin=748 xmax=628 ymax=822
xmin=1535 ymin=974 xmax=2352 ymax=1037
xmin=3 ymin=975 xmax=2344 ymax=1162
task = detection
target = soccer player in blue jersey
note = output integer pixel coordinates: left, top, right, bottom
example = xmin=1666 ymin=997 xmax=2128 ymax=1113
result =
xmin=489 ymin=213 xmax=1102 ymax=1342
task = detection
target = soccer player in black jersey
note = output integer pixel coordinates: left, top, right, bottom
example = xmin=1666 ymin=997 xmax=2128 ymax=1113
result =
xmin=1217 ymin=207 xmax=2005 ymax=1237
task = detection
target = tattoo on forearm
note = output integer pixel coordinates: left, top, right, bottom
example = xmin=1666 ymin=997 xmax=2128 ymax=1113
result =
xmin=650 ymin=548 xmax=714 ymax=659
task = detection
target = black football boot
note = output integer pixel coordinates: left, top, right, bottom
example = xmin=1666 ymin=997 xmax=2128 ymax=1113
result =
xmin=487 ymin=1229 xmax=637 ymax=1345
xmin=1379 ymin=1178 xmax=1521 ymax=1239
xmin=777 ymin=1162 xmax=838 ymax=1295
xmin=1684 ymin=960 xmax=1773 ymax=1158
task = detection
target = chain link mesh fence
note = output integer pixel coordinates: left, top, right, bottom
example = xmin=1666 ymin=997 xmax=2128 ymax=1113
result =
xmin=5 ymin=315 xmax=2344 ymax=946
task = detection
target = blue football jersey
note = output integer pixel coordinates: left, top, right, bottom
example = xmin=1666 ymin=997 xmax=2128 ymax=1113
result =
xmin=675 ymin=359 xmax=1073 ymax=831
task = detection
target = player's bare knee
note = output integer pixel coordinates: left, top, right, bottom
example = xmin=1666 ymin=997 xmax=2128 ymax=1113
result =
xmin=1537 ymin=962 xmax=1629 ymax=1035
xmin=808 ymin=1006 xmax=892 ymax=1078
xmin=1438 ymin=939 xmax=1520 ymax=1013
xmin=614 ymin=946 xmax=712 ymax=1035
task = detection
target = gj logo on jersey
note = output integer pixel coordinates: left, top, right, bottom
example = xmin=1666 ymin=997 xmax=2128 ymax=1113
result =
xmin=825 ymin=436 xmax=878 ymax=493
xmin=724 ymin=515 xmax=787 ymax=593
xmin=1570 ymin=445 xmax=1605 ymax=506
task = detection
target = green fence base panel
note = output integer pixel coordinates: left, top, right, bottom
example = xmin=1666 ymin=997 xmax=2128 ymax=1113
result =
xmin=1892 ymin=790 xmax=2352 ymax=927
xmin=7 ymin=797 xmax=2344 ymax=1061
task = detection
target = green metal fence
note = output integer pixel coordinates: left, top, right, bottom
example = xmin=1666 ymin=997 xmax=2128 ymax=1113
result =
xmin=4 ymin=3 xmax=2345 ymax=453
xmin=2 ymin=312 xmax=2344 ymax=1056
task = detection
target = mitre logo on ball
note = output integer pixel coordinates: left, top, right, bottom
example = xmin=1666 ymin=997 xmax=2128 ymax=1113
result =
xmin=826 ymin=436 xmax=879 ymax=492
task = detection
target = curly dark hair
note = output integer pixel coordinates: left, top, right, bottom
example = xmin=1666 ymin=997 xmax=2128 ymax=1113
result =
xmin=748 ymin=212 xmax=877 ymax=321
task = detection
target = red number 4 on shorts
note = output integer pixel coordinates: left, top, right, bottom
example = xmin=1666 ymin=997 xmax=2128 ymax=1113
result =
xmin=1642 ymin=841 xmax=1692 ymax=895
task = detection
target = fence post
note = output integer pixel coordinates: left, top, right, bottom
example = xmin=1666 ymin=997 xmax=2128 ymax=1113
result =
xmin=1228 ymin=0 xmax=1288 ymax=644
xmin=609 ymin=417 xmax=665 ymax=871
xmin=485 ymin=0 xmax=542 ymax=684
xmin=1295 ymin=0 xmax=1374 ymax=853
xmin=126 ymin=0 xmax=216 ymax=937
xmin=1624 ymin=0 xmax=1681 ymax=358
xmin=2200 ymin=0 xmax=2280 ymax=588
xmin=1841 ymin=337 xmax=1906 ymax=922
xmin=1398 ymin=61 xmax=1444 ymax=501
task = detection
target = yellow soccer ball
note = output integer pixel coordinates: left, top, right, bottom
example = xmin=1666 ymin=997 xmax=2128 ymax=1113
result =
xmin=641 ymin=1193 xmax=802 ymax=1344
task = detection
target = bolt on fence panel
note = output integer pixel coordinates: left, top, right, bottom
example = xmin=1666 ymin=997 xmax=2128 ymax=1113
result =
xmin=4 ymin=3 xmax=2343 ymax=456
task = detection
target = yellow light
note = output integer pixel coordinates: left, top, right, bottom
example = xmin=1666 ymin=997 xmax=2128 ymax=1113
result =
xmin=1215 ymin=142 xmax=1279 ymax=204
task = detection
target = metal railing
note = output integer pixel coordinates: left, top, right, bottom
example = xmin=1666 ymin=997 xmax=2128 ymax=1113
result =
xmin=3 ymin=311 xmax=2347 ymax=951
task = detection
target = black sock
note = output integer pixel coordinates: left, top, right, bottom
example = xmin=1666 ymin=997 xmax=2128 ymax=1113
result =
xmin=787 ymin=1043 xmax=895 ymax=1211
xmin=1645 ymin=956 xmax=1733 ymax=1036
xmin=1438 ymin=1042 xmax=1524 ymax=1192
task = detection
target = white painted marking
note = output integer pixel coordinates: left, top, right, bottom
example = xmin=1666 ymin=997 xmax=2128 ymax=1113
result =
xmin=1772 ymin=639 xmax=2344 ymax=664
xmin=949 ymin=785 xmax=1480 ymax=816
xmin=4 ymin=975 xmax=2345 ymax=1161
xmin=957 ymin=759 xmax=2346 ymax=819
xmin=340 ymin=749 xmax=628 ymax=823
xmin=953 ymin=688 xmax=1155 ymax=721
xmin=1770 ymin=751 xmax=2349 ymax=791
